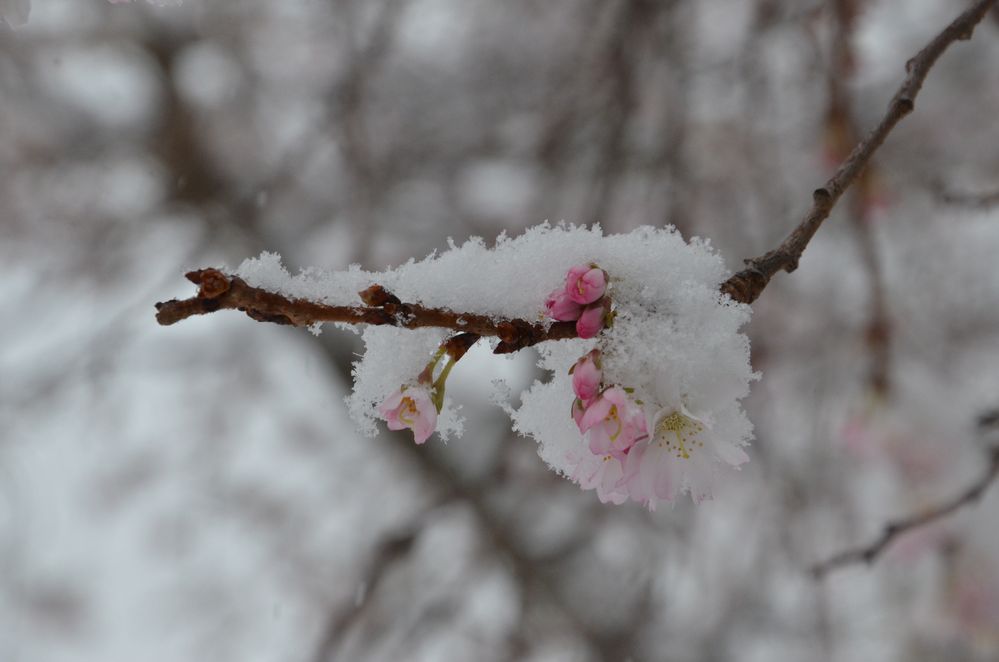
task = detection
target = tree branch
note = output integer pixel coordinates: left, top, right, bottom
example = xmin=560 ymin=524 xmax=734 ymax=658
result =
xmin=811 ymin=445 xmax=999 ymax=579
xmin=929 ymin=180 xmax=999 ymax=208
xmin=154 ymin=269 xmax=576 ymax=354
xmin=155 ymin=1 xmax=997 ymax=347
xmin=720 ymin=0 xmax=998 ymax=305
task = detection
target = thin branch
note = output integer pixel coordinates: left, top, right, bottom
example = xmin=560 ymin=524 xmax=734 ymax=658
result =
xmin=810 ymin=445 xmax=999 ymax=579
xmin=720 ymin=0 xmax=998 ymax=305
xmin=154 ymin=269 xmax=576 ymax=354
xmin=929 ymin=181 xmax=999 ymax=208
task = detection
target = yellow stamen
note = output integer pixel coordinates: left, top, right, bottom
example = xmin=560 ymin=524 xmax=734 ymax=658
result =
xmin=656 ymin=411 xmax=704 ymax=460
xmin=398 ymin=396 xmax=418 ymax=425
xmin=607 ymin=406 xmax=623 ymax=442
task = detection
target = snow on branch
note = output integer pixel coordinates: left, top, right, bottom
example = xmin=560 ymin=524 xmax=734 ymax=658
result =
xmin=155 ymin=269 xmax=575 ymax=354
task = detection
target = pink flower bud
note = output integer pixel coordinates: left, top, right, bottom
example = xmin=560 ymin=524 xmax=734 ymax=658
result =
xmin=565 ymin=265 xmax=606 ymax=305
xmin=571 ymin=350 xmax=602 ymax=403
xmin=545 ymin=288 xmax=583 ymax=321
xmin=377 ymin=386 xmax=437 ymax=444
xmin=575 ymin=302 xmax=606 ymax=339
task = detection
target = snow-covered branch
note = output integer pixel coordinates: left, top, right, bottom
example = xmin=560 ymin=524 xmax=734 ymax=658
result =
xmin=154 ymin=269 xmax=574 ymax=354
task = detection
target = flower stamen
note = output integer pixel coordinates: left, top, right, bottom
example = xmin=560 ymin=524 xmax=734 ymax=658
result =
xmin=656 ymin=411 xmax=705 ymax=460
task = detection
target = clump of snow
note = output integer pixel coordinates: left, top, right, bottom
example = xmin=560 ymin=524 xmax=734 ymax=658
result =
xmin=233 ymin=223 xmax=757 ymax=502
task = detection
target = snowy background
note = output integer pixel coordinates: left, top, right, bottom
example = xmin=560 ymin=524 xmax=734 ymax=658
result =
xmin=2 ymin=1 xmax=999 ymax=660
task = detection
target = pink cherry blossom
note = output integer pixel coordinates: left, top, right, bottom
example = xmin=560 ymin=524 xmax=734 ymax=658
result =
xmin=564 ymin=264 xmax=606 ymax=305
xmin=571 ymin=350 xmax=602 ymax=403
xmin=566 ymin=449 xmax=628 ymax=505
xmin=579 ymin=387 xmax=647 ymax=460
xmin=377 ymin=386 xmax=437 ymax=444
xmin=623 ymin=408 xmax=749 ymax=508
xmin=620 ymin=440 xmax=675 ymax=510
xmin=576 ymin=302 xmax=606 ymax=339
xmin=545 ymin=288 xmax=583 ymax=321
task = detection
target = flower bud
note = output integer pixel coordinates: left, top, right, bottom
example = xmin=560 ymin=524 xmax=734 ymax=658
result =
xmin=565 ymin=265 xmax=607 ymax=305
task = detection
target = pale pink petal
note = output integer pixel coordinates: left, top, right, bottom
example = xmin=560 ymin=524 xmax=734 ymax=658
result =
xmin=377 ymin=390 xmax=405 ymax=417
xmin=571 ymin=398 xmax=587 ymax=430
xmin=376 ymin=386 xmax=438 ymax=445
xmin=578 ymin=396 xmax=613 ymax=433
xmin=565 ymin=265 xmax=606 ymax=304
xmin=714 ymin=442 xmax=749 ymax=467
xmin=588 ymin=425 xmax=616 ymax=457
xmin=410 ymin=409 xmax=437 ymax=444
xmin=571 ymin=352 xmax=602 ymax=402
xmin=545 ymin=289 xmax=582 ymax=321
xmin=576 ymin=303 xmax=605 ymax=339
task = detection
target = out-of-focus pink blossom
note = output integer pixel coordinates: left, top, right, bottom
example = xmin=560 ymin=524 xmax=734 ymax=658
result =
xmin=953 ymin=574 xmax=999 ymax=636
xmin=579 ymin=387 xmax=647 ymax=460
xmin=565 ymin=264 xmax=606 ymax=304
xmin=571 ymin=350 xmax=602 ymax=403
xmin=545 ymin=288 xmax=583 ymax=321
xmin=377 ymin=386 xmax=437 ymax=444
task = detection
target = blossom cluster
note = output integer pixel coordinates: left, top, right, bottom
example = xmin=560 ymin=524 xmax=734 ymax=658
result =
xmin=554 ymin=264 xmax=750 ymax=508
xmin=545 ymin=265 xmax=611 ymax=338
xmin=235 ymin=224 xmax=757 ymax=506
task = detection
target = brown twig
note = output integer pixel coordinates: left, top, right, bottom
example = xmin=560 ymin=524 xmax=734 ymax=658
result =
xmin=720 ymin=0 xmax=998 ymax=305
xmin=931 ymin=182 xmax=999 ymax=208
xmin=810 ymin=445 xmax=999 ymax=579
xmin=154 ymin=269 xmax=576 ymax=354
